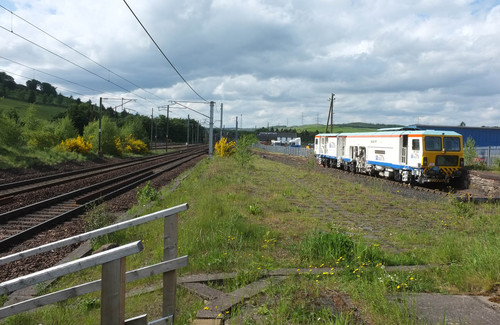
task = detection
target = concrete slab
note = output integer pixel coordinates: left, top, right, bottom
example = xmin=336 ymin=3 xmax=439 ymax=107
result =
xmin=404 ymin=293 xmax=500 ymax=324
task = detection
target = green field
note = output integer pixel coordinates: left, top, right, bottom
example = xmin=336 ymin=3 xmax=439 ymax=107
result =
xmin=0 ymin=97 xmax=66 ymax=120
xmin=294 ymin=122 xmax=402 ymax=134
xmin=4 ymin=152 xmax=498 ymax=324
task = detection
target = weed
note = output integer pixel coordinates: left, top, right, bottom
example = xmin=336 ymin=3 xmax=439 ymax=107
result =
xmin=248 ymin=203 xmax=262 ymax=215
xmin=78 ymin=297 xmax=100 ymax=311
xmin=83 ymin=203 xmax=125 ymax=248
xmin=450 ymin=198 xmax=475 ymax=219
xmin=137 ymin=181 xmax=159 ymax=206
xmin=298 ymin=230 xmax=355 ymax=264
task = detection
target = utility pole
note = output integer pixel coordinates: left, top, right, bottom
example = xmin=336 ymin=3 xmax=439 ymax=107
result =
xmin=150 ymin=108 xmax=154 ymax=147
xmin=186 ymin=114 xmax=190 ymax=146
xmin=98 ymin=97 xmax=103 ymax=158
xmin=235 ymin=116 xmax=238 ymax=143
xmin=158 ymin=105 xmax=169 ymax=152
xmin=326 ymin=93 xmax=335 ymax=133
xmin=197 ymin=122 xmax=200 ymax=143
xmin=209 ymin=101 xmax=214 ymax=157
xmin=220 ymin=103 xmax=223 ymax=141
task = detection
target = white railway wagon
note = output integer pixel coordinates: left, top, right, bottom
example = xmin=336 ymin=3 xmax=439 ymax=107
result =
xmin=314 ymin=129 xmax=464 ymax=184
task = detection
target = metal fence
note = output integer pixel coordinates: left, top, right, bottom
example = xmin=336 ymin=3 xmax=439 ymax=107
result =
xmin=0 ymin=204 xmax=189 ymax=325
xmin=476 ymin=146 xmax=500 ymax=166
xmin=253 ymin=143 xmax=314 ymax=158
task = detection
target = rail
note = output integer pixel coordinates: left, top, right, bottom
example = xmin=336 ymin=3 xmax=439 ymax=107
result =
xmin=0 ymin=149 xmax=206 ymax=250
xmin=0 ymin=203 xmax=189 ymax=325
xmin=252 ymin=143 xmax=314 ymax=158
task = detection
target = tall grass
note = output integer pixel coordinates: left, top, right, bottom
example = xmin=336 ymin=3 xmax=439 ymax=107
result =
xmin=3 ymin=154 xmax=499 ymax=324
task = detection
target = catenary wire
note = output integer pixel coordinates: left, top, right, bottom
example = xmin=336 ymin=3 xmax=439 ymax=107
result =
xmin=0 ymin=25 xmax=149 ymax=99
xmin=122 ymin=0 xmax=208 ymax=103
xmin=0 ymin=55 xmax=99 ymax=93
xmin=0 ymin=68 xmax=87 ymax=97
xmin=0 ymin=4 xmax=164 ymax=102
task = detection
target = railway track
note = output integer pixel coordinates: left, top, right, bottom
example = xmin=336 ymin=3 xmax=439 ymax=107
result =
xmin=258 ymin=152 xmax=464 ymax=201
xmin=0 ymin=145 xmax=207 ymax=252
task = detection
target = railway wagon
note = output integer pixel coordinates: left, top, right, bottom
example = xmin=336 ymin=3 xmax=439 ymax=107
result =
xmin=314 ymin=129 xmax=464 ymax=184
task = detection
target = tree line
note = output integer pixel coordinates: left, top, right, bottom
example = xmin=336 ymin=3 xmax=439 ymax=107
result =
xmin=0 ymin=72 xmax=206 ymax=146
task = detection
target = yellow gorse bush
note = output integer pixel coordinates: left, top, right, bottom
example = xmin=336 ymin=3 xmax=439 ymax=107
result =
xmin=115 ymin=134 xmax=149 ymax=154
xmin=58 ymin=135 xmax=93 ymax=154
xmin=215 ymin=137 xmax=235 ymax=157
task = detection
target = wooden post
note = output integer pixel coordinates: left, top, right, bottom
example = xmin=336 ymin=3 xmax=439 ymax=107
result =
xmin=101 ymin=257 xmax=126 ymax=325
xmin=163 ymin=213 xmax=178 ymax=319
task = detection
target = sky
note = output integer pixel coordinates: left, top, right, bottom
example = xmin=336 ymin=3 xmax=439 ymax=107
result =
xmin=1 ymin=0 xmax=499 ymax=129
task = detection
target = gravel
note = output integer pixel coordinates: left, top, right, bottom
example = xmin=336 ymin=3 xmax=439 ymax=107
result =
xmin=0 ymin=154 xmax=205 ymax=282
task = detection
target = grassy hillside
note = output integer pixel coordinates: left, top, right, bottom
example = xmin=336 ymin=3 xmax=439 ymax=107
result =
xmin=294 ymin=122 xmax=403 ymax=133
xmin=0 ymin=97 xmax=66 ymax=120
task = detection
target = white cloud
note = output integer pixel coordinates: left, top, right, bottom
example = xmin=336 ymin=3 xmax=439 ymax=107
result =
xmin=0 ymin=0 xmax=498 ymax=128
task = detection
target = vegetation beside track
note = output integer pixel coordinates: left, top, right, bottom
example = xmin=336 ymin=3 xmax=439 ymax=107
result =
xmin=3 ymin=149 xmax=499 ymax=324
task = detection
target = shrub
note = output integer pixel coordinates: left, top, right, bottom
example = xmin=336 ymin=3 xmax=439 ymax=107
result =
xmin=463 ymin=136 xmax=477 ymax=167
xmin=25 ymin=124 xmax=58 ymax=149
xmin=215 ymin=137 xmax=235 ymax=157
xmin=116 ymin=134 xmax=149 ymax=155
xmin=233 ymin=134 xmax=257 ymax=166
xmin=54 ymin=116 xmax=78 ymax=141
xmin=83 ymin=116 xmax=120 ymax=155
xmin=0 ymin=112 xmax=23 ymax=146
xmin=137 ymin=181 xmax=159 ymax=206
xmin=58 ymin=135 xmax=93 ymax=154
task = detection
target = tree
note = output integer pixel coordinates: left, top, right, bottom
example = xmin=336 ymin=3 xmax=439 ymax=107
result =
xmin=26 ymin=79 xmax=41 ymax=91
xmin=459 ymin=121 xmax=466 ymax=127
xmin=40 ymin=82 xmax=57 ymax=97
xmin=0 ymin=72 xmax=16 ymax=90
xmin=463 ymin=136 xmax=477 ymax=166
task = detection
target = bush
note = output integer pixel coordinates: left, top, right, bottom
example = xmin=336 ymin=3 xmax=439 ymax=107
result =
xmin=25 ymin=123 xmax=58 ymax=149
xmin=116 ymin=134 xmax=149 ymax=155
xmin=233 ymin=134 xmax=257 ymax=166
xmin=58 ymin=135 xmax=93 ymax=154
xmin=215 ymin=137 xmax=235 ymax=157
xmin=463 ymin=136 xmax=477 ymax=167
xmin=137 ymin=181 xmax=159 ymax=205
xmin=54 ymin=116 xmax=78 ymax=141
xmin=83 ymin=116 xmax=120 ymax=155
xmin=0 ymin=112 xmax=23 ymax=146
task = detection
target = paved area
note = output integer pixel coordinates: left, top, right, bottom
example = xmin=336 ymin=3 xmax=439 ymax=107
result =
xmin=408 ymin=293 xmax=500 ymax=325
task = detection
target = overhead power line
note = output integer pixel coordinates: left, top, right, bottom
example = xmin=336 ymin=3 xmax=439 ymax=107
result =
xmin=122 ymin=0 xmax=208 ymax=103
xmin=0 ymin=25 xmax=147 ymax=98
xmin=0 ymin=4 xmax=164 ymax=102
xmin=0 ymin=68 xmax=87 ymax=97
xmin=0 ymin=55 xmax=99 ymax=93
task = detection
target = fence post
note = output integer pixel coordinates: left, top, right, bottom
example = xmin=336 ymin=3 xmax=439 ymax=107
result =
xmin=101 ymin=257 xmax=126 ymax=325
xmin=163 ymin=213 xmax=178 ymax=320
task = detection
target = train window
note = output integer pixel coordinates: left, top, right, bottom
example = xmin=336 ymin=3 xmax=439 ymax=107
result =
xmin=412 ymin=139 xmax=420 ymax=150
xmin=425 ymin=136 xmax=442 ymax=151
xmin=444 ymin=137 xmax=460 ymax=151
xmin=315 ymin=138 xmax=318 ymax=145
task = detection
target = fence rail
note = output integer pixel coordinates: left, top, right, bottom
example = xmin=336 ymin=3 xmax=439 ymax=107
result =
xmin=253 ymin=143 xmax=314 ymax=157
xmin=0 ymin=203 xmax=189 ymax=325
xmin=476 ymin=146 xmax=500 ymax=167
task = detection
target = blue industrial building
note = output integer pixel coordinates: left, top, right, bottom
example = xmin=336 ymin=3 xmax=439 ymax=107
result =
xmin=411 ymin=124 xmax=500 ymax=147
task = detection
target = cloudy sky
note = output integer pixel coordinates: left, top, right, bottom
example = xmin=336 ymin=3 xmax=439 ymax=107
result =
xmin=1 ymin=0 xmax=499 ymax=129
